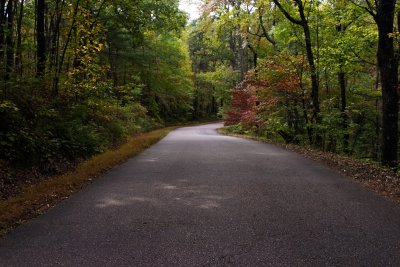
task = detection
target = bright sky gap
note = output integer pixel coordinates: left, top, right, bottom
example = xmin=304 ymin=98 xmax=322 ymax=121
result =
xmin=179 ymin=0 xmax=200 ymax=20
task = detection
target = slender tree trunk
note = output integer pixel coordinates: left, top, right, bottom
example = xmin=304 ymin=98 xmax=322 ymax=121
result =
xmin=15 ymin=0 xmax=24 ymax=76
xmin=36 ymin=0 xmax=46 ymax=76
xmin=297 ymin=2 xmax=320 ymax=125
xmin=246 ymin=35 xmax=256 ymax=69
xmin=336 ymin=22 xmax=349 ymax=154
xmin=237 ymin=33 xmax=246 ymax=81
xmin=0 ymin=0 xmax=7 ymax=68
xmin=59 ymin=0 xmax=79 ymax=73
xmin=5 ymin=0 xmax=15 ymax=81
xmin=229 ymin=31 xmax=237 ymax=71
xmin=338 ymin=66 xmax=349 ymax=153
xmin=51 ymin=0 xmax=65 ymax=96
xmin=52 ymin=0 xmax=79 ymax=96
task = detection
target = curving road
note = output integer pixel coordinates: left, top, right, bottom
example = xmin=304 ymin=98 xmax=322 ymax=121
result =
xmin=1 ymin=123 xmax=400 ymax=266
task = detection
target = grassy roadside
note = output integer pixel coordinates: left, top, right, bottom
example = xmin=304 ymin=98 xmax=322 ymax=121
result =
xmin=218 ymin=128 xmax=400 ymax=204
xmin=0 ymin=127 xmax=175 ymax=236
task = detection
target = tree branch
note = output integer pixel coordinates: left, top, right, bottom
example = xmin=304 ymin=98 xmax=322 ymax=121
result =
xmin=272 ymin=0 xmax=303 ymax=25
xmin=258 ymin=11 xmax=277 ymax=47
xmin=348 ymin=0 xmax=376 ymax=18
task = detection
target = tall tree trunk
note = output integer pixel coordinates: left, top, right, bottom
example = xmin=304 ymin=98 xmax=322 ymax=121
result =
xmin=336 ymin=23 xmax=349 ymax=154
xmin=375 ymin=1 xmax=398 ymax=167
xmin=15 ymin=0 xmax=24 ymax=76
xmin=297 ymin=1 xmax=320 ymax=125
xmin=53 ymin=0 xmax=79 ymax=96
xmin=229 ymin=31 xmax=237 ymax=70
xmin=247 ymin=39 xmax=258 ymax=69
xmin=338 ymin=67 xmax=349 ymax=153
xmin=0 ymin=0 xmax=7 ymax=69
xmin=51 ymin=0 xmax=65 ymax=97
xmin=59 ymin=0 xmax=79 ymax=73
xmin=0 ymin=0 xmax=6 ymax=64
xmin=298 ymin=57 xmax=312 ymax=144
xmin=5 ymin=0 xmax=15 ymax=81
xmin=36 ymin=0 xmax=46 ymax=76
xmin=237 ymin=33 xmax=246 ymax=81
xmin=351 ymin=0 xmax=399 ymax=166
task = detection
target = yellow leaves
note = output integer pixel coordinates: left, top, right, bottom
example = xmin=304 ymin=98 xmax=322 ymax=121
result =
xmin=388 ymin=32 xmax=400 ymax=46
xmin=0 ymin=100 xmax=19 ymax=112
xmin=388 ymin=32 xmax=399 ymax=39
xmin=96 ymin=43 xmax=105 ymax=52
xmin=68 ymin=7 xmax=106 ymax=90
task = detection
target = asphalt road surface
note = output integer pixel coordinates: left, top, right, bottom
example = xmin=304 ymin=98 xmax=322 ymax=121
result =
xmin=1 ymin=123 xmax=400 ymax=266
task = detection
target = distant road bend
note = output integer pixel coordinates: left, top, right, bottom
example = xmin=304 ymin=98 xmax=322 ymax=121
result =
xmin=1 ymin=123 xmax=400 ymax=266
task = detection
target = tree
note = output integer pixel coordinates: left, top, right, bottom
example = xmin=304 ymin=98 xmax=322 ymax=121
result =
xmin=36 ymin=0 xmax=46 ymax=76
xmin=0 ymin=0 xmax=195 ymax=168
xmin=351 ymin=0 xmax=398 ymax=166
xmin=198 ymin=0 xmax=389 ymax=162
xmin=272 ymin=0 xmax=320 ymax=132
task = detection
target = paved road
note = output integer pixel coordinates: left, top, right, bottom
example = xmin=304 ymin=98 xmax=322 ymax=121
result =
xmin=1 ymin=123 xmax=400 ymax=266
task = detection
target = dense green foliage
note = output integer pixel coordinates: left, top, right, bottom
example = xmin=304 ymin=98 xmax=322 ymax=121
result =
xmin=1 ymin=0 xmax=398 ymax=169
xmin=0 ymin=0 xmax=194 ymax=168
xmin=188 ymin=0 xmax=400 ymax=166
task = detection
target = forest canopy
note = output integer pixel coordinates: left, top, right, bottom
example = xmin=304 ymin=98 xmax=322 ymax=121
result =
xmin=0 ymin=0 xmax=399 ymax=170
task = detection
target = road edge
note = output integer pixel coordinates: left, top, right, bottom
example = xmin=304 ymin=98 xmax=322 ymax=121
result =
xmin=217 ymin=127 xmax=400 ymax=205
xmin=0 ymin=127 xmax=175 ymax=237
